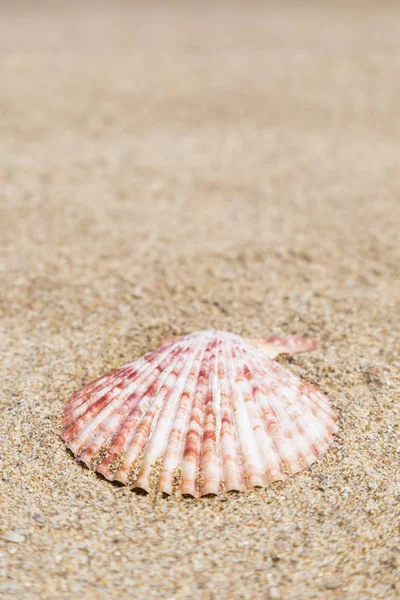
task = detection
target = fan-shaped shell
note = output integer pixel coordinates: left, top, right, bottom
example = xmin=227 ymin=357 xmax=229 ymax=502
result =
xmin=61 ymin=330 xmax=338 ymax=496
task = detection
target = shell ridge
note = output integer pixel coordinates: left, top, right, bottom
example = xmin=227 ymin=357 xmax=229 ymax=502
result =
xmin=279 ymin=365 xmax=336 ymax=421
xmin=76 ymin=343 xmax=189 ymax=465
xmin=250 ymin=383 xmax=289 ymax=481
xmin=62 ymin=342 xmax=188 ymax=455
xmin=103 ymin=335 xmax=207 ymax=483
xmin=290 ymin=385 xmax=338 ymax=461
xmin=180 ymin=338 xmax=214 ymax=496
xmin=66 ymin=365 xmax=127 ymax=410
xmin=157 ymin=335 xmax=211 ymax=494
xmin=64 ymin=338 xmax=191 ymax=426
xmin=199 ymin=333 xmax=222 ymax=495
xmin=262 ymin=358 xmax=338 ymax=450
xmin=66 ymin=340 xmax=188 ymax=416
xmin=232 ymin=346 xmax=272 ymax=483
xmin=293 ymin=399 xmax=337 ymax=463
xmin=232 ymin=340 xmax=274 ymax=487
xmin=63 ymin=346 xmax=174 ymax=426
xmin=64 ymin=364 xmax=135 ymax=419
xmin=247 ymin=352 xmax=307 ymax=474
xmin=175 ymin=337 xmax=213 ymax=496
xmin=62 ymin=364 xmax=153 ymax=442
xmin=213 ymin=331 xmax=223 ymax=492
xmin=133 ymin=334 xmax=211 ymax=492
xmin=218 ymin=333 xmax=246 ymax=492
xmin=267 ymin=359 xmax=336 ymax=423
xmin=223 ymin=338 xmax=250 ymax=490
xmin=248 ymin=354 xmax=295 ymax=480
xmin=243 ymin=350 xmax=291 ymax=480
xmin=248 ymin=353 xmax=335 ymax=471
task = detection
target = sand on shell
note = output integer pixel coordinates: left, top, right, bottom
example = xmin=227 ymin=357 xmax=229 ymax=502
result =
xmin=0 ymin=2 xmax=399 ymax=599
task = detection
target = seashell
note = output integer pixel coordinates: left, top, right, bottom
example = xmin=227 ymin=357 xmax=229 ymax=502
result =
xmin=61 ymin=330 xmax=338 ymax=497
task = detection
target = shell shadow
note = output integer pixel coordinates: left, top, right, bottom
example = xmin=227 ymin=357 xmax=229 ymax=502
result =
xmin=63 ymin=445 xmax=125 ymax=489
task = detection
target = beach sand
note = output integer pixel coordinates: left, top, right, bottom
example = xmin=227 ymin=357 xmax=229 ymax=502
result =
xmin=0 ymin=2 xmax=399 ymax=598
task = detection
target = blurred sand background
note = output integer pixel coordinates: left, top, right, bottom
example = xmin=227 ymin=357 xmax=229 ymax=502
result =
xmin=0 ymin=1 xmax=399 ymax=598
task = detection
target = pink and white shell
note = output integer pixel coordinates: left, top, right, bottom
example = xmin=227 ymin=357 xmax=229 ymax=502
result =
xmin=61 ymin=330 xmax=338 ymax=497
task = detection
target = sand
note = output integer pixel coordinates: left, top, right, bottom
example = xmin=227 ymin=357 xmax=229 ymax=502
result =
xmin=1 ymin=2 xmax=399 ymax=598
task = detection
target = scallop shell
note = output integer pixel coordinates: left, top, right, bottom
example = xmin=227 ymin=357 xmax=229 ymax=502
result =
xmin=61 ymin=330 xmax=338 ymax=496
